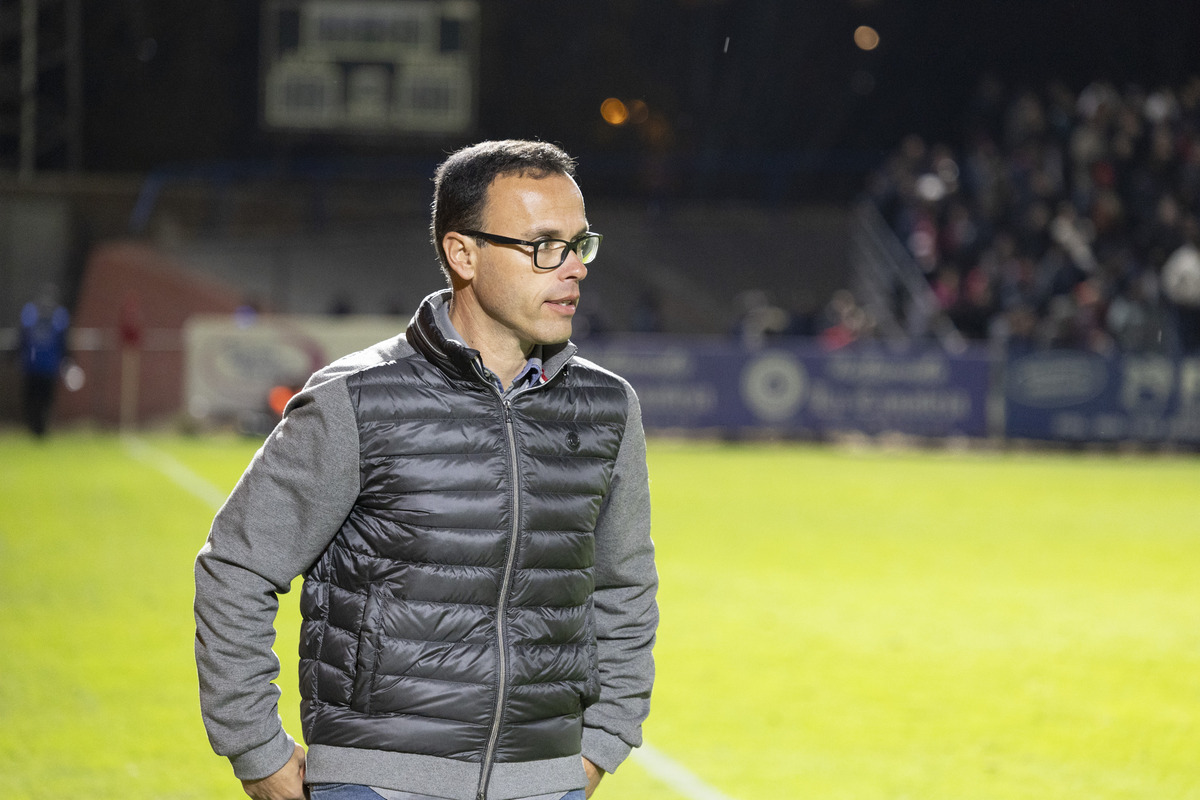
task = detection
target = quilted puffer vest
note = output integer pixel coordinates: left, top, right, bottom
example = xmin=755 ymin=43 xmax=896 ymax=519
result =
xmin=297 ymin=310 xmax=629 ymax=780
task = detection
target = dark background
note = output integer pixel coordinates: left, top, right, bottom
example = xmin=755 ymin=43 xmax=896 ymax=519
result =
xmin=65 ymin=0 xmax=1200 ymax=201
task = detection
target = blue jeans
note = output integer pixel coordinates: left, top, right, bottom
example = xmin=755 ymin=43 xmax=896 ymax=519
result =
xmin=308 ymin=785 xmax=586 ymax=800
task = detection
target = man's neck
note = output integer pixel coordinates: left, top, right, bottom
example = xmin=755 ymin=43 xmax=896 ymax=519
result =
xmin=447 ymin=296 xmax=531 ymax=388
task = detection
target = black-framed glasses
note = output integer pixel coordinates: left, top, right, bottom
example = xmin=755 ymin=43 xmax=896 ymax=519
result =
xmin=458 ymin=229 xmax=603 ymax=270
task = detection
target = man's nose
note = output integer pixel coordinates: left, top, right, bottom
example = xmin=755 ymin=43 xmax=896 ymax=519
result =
xmin=559 ymin=250 xmax=588 ymax=281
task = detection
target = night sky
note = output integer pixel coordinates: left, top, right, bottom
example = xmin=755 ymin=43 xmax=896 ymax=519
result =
xmin=57 ymin=0 xmax=1200 ymax=198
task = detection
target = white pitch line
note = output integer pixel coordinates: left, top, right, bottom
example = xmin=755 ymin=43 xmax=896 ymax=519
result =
xmin=123 ymin=436 xmax=227 ymax=511
xmin=126 ymin=436 xmax=736 ymax=800
xmin=631 ymin=741 xmax=739 ymax=800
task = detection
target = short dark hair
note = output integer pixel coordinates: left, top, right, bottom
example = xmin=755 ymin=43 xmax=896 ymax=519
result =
xmin=431 ymin=140 xmax=577 ymax=278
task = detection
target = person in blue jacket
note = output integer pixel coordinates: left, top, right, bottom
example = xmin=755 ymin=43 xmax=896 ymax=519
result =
xmin=18 ymin=287 xmax=70 ymax=437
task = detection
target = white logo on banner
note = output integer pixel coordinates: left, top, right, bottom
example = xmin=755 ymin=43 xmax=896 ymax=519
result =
xmin=740 ymin=352 xmax=808 ymax=422
xmin=1007 ymin=351 xmax=1108 ymax=408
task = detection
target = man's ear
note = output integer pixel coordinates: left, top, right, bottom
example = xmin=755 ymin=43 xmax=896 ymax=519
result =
xmin=442 ymin=232 xmax=476 ymax=283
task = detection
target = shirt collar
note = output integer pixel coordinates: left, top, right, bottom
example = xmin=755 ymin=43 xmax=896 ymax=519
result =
xmin=437 ymin=301 xmax=545 ymax=395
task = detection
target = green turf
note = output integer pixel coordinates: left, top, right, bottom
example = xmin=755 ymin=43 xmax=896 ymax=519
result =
xmin=1 ymin=430 xmax=1197 ymax=799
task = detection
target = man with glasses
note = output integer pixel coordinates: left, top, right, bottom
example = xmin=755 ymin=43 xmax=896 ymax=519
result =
xmin=195 ymin=140 xmax=658 ymax=800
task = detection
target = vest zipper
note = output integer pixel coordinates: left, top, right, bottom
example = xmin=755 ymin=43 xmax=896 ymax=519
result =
xmin=477 ymin=396 xmax=521 ymax=800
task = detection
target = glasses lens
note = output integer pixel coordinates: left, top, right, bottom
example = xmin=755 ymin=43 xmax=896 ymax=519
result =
xmin=532 ymin=234 xmax=601 ymax=269
xmin=535 ymin=240 xmax=569 ymax=269
xmin=577 ymin=234 xmax=601 ymax=264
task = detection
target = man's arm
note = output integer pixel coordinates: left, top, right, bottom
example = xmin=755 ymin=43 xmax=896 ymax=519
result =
xmin=242 ymin=743 xmax=307 ymax=800
xmin=582 ymin=385 xmax=659 ymax=774
xmin=194 ymin=377 xmax=361 ymax=783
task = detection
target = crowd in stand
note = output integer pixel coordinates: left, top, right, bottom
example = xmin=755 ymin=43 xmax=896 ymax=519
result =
xmin=867 ymin=76 xmax=1200 ymax=356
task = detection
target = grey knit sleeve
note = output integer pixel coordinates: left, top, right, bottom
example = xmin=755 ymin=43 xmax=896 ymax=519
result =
xmin=193 ymin=375 xmax=360 ymax=781
xmin=582 ymin=382 xmax=658 ymax=773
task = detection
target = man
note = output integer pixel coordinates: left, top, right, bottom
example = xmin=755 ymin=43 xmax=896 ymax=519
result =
xmin=194 ymin=140 xmax=658 ymax=800
xmin=17 ymin=286 xmax=70 ymax=437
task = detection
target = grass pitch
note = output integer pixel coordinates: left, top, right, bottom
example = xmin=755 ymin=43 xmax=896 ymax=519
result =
xmin=0 ymin=430 xmax=1197 ymax=799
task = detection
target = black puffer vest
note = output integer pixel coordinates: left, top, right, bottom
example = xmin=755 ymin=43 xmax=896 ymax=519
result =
xmin=297 ymin=301 xmax=629 ymax=781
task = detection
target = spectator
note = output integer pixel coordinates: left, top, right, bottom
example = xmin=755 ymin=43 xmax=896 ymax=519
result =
xmin=819 ymin=289 xmax=875 ymax=350
xmin=1107 ymin=268 xmax=1167 ymax=352
xmin=18 ymin=286 xmax=70 ymax=437
xmin=1161 ymin=227 xmax=1200 ymax=354
xmin=732 ymin=289 xmax=790 ymax=348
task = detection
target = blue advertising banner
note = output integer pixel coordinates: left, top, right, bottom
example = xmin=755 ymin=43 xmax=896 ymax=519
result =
xmin=1004 ymin=350 xmax=1200 ymax=444
xmin=580 ymin=337 xmax=992 ymax=437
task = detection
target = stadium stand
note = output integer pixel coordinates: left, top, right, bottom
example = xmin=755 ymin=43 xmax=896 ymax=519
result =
xmin=862 ymin=77 xmax=1200 ymax=357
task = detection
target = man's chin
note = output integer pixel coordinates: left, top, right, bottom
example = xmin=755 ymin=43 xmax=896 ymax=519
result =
xmin=533 ymin=324 xmax=573 ymax=346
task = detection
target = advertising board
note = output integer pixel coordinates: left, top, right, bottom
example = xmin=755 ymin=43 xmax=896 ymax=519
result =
xmin=583 ymin=338 xmax=992 ymax=437
xmin=1004 ymin=349 xmax=1200 ymax=444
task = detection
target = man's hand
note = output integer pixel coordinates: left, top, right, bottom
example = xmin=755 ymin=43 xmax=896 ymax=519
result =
xmin=582 ymin=757 xmax=605 ymax=798
xmin=241 ymin=744 xmax=307 ymax=800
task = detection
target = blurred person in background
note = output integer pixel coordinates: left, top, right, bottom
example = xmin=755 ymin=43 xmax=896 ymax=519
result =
xmin=194 ymin=140 xmax=658 ymax=800
xmin=1161 ymin=222 xmax=1200 ymax=354
xmin=17 ymin=286 xmax=70 ymax=437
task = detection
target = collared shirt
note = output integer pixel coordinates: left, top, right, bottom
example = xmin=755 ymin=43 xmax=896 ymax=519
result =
xmin=482 ymin=350 xmax=545 ymax=396
xmin=437 ymin=301 xmax=547 ymax=396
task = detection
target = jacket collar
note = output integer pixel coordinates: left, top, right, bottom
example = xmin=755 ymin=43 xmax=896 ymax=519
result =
xmin=406 ymin=289 xmax=577 ymax=384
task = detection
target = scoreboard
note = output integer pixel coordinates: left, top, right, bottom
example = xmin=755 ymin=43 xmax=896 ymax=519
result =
xmin=262 ymin=0 xmax=479 ymax=135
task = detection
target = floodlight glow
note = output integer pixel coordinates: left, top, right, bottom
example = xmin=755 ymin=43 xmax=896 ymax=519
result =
xmin=601 ymin=98 xmax=629 ymax=125
xmin=854 ymin=25 xmax=880 ymax=51
xmin=628 ymin=99 xmax=650 ymax=125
